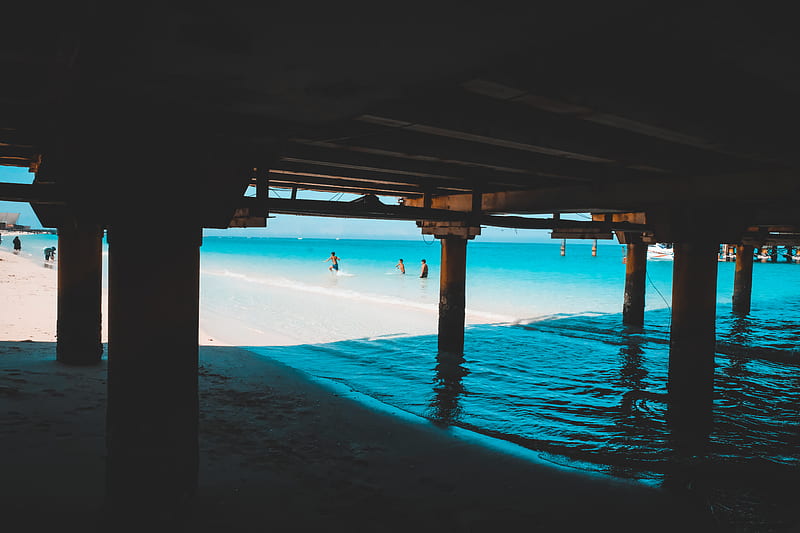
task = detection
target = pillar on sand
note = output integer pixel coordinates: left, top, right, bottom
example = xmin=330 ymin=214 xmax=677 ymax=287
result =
xmin=732 ymin=244 xmax=754 ymax=315
xmin=668 ymin=241 xmax=718 ymax=436
xmin=105 ymin=223 xmax=202 ymax=515
xmin=438 ymin=236 xmax=468 ymax=355
xmin=622 ymin=242 xmax=648 ymax=327
xmin=56 ymin=221 xmax=104 ymax=365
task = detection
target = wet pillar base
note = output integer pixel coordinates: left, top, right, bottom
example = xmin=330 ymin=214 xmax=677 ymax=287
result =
xmin=438 ymin=236 xmax=467 ymax=356
xmin=105 ymin=223 xmax=201 ymax=518
xmin=668 ymin=241 xmax=718 ymax=437
xmin=732 ymin=244 xmax=754 ymax=315
xmin=56 ymin=222 xmax=104 ymax=365
xmin=622 ymin=243 xmax=647 ymax=327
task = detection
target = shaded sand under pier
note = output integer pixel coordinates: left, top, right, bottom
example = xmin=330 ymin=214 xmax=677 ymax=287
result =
xmin=1 ymin=342 xmax=713 ymax=532
xmin=0 ymin=247 xmax=716 ymax=531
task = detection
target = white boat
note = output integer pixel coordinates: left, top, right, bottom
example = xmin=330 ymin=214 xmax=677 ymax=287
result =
xmin=647 ymin=243 xmax=674 ymax=260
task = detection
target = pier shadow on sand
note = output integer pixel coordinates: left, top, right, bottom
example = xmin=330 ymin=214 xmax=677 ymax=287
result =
xmin=1 ymin=339 xmax=723 ymax=532
xmin=3 ymin=314 xmax=799 ymax=532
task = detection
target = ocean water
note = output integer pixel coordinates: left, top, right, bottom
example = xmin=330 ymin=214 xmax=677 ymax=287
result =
xmin=199 ymin=236 xmax=800 ymax=484
xmin=6 ymin=233 xmax=799 ymax=485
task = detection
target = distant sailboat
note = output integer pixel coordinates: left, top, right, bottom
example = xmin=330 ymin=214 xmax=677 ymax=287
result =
xmin=647 ymin=243 xmax=674 ymax=260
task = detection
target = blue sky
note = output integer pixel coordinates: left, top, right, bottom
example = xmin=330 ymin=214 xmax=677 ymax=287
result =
xmin=0 ymin=167 xmax=39 ymax=227
xmin=1 ymin=166 xmax=591 ymax=243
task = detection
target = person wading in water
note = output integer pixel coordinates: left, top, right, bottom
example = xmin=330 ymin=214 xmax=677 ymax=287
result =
xmin=325 ymin=251 xmax=340 ymax=272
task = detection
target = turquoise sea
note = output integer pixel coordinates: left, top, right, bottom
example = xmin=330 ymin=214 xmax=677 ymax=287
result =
xmin=4 ymin=233 xmax=800 ymax=486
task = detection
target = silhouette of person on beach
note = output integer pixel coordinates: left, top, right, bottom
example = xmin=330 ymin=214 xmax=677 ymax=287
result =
xmin=420 ymin=259 xmax=428 ymax=278
xmin=396 ymin=258 xmax=405 ymax=274
xmin=43 ymin=246 xmax=56 ymax=262
xmin=12 ymin=236 xmax=21 ymax=254
xmin=325 ymin=251 xmax=340 ymax=272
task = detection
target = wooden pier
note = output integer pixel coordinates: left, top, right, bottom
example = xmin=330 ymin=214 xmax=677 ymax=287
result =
xmin=2 ymin=2 xmax=800 ymax=521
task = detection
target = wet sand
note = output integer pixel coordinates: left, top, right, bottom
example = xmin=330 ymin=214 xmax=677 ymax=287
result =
xmin=1 ymin=247 xmax=713 ymax=531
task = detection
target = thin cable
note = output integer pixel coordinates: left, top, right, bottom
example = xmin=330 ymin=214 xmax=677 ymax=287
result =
xmin=646 ymin=269 xmax=672 ymax=330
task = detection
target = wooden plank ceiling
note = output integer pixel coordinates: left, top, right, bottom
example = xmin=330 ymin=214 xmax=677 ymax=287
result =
xmin=1 ymin=3 xmax=799 ymax=224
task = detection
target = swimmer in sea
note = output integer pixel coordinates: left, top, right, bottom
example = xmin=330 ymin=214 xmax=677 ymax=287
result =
xmin=396 ymin=258 xmax=405 ymax=274
xmin=420 ymin=259 xmax=428 ymax=278
xmin=325 ymin=251 xmax=340 ymax=272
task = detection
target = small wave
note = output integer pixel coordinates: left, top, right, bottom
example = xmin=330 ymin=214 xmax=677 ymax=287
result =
xmin=465 ymin=309 xmax=517 ymax=324
xmin=205 ymin=268 xmax=519 ymax=324
xmin=206 ymin=268 xmax=438 ymax=313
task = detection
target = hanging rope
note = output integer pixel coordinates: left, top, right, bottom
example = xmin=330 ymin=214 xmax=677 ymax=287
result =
xmin=646 ymin=270 xmax=672 ymax=329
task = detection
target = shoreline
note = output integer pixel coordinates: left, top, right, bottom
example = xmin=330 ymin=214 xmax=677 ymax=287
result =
xmin=0 ymin=247 xmax=249 ymax=347
xmin=0 ymin=244 xmax=713 ymax=531
xmin=1 ymin=341 xmax=711 ymax=531
xmin=4 ymin=244 xmax=795 ymax=530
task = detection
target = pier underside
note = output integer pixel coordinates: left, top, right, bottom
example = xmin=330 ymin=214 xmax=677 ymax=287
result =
xmin=2 ymin=2 xmax=800 ymax=521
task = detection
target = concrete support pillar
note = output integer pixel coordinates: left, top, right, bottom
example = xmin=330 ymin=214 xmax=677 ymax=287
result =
xmin=622 ymin=243 xmax=647 ymax=326
xmin=438 ymin=236 xmax=468 ymax=355
xmin=668 ymin=241 xmax=718 ymax=435
xmin=732 ymin=244 xmax=754 ymax=315
xmin=56 ymin=222 xmax=104 ymax=365
xmin=105 ymin=223 xmax=201 ymax=516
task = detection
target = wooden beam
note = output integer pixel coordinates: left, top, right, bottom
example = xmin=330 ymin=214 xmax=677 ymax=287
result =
xmin=550 ymin=228 xmax=613 ymax=239
xmin=668 ymin=241 xmax=718 ymax=435
xmin=463 ymin=79 xmax=727 ymax=153
xmin=752 ymin=235 xmax=800 ymax=246
xmin=57 ymin=221 xmax=104 ymax=364
xmin=438 ymin=236 xmax=468 ymax=355
xmin=623 ymin=242 xmax=648 ymax=326
xmin=266 ymin=176 xmax=430 ymax=197
xmin=264 ymin=169 xmax=469 ymax=196
xmin=402 ymin=170 xmax=800 ymax=215
xmin=272 ymin=159 xmax=477 ymax=192
xmin=355 ymin=87 xmax=752 ymax=175
xmin=0 ymin=156 xmax=35 ymax=167
xmin=290 ymin=137 xmax=542 ymax=177
xmin=285 ymin=138 xmax=593 ymax=186
xmin=278 ymin=156 xmax=467 ymax=184
xmin=0 ymin=181 xmax=63 ymax=204
xmin=283 ymin=140 xmax=557 ymax=189
xmin=358 ymin=114 xmax=617 ymax=165
xmin=251 ymin=196 xmax=466 ymax=221
xmin=732 ymin=245 xmax=754 ymax=315
xmin=244 ymin=196 xmax=648 ymax=232
xmin=296 ymin=126 xmax=656 ymax=185
xmin=106 ymin=223 xmax=201 ymax=513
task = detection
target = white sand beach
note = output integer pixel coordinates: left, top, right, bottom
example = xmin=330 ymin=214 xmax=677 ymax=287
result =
xmin=0 ymin=248 xmax=714 ymax=531
xmin=0 ymin=249 xmax=62 ymax=342
xmin=0 ymin=248 xmax=226 ymax=346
